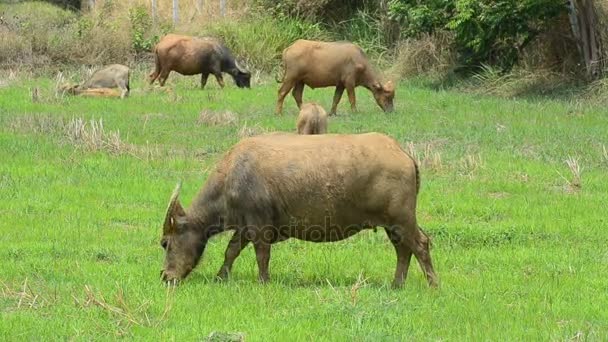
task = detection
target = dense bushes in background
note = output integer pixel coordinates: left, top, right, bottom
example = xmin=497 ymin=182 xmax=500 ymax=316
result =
xmin=388 ymin=0 xmax=567 ymax=73
xmin=204 ymin=13 xmax=329 ymax=73
xmin=0 ymin=0 xmax=599 ymax=84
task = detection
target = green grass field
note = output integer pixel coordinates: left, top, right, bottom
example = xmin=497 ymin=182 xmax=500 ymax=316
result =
xmin=1 ymin=71 xmax=607 ymax=340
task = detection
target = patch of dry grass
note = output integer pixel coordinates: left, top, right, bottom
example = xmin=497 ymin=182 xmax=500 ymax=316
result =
xmin=470 ymin=66 xmax=575 ymax=98
xmin=73 ymin=284 xmax=175 ymax=334
xmin=404 ymin=140 xmax=445 ymax=173
xmin=0 ymin=278 xmax=55 ymax=311
xmin=65 ymin=118 xmax=130 ymax=155
xmin=237 ymin=122 xmax=267 ymax=138
xmin=8 ymin=114 xmax=66 ymax=135
xmin=459 ymin=153 xmax=484 ymax=178
xmin=390 ymin=32 xmax=456 ymax=79
xmin=197 ymin=109 xmax=239 ymax=127
xmin=560 ymin=155 xmax=582 ymax=192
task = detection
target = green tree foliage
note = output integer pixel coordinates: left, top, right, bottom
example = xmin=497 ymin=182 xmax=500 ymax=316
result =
xmin=389 ymin=0 xmax=567 ymax=72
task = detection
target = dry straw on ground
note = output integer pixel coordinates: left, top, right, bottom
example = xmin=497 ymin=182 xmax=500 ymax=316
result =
xmin=65 ymin=118 xmax=130 ymax=155
xmin=238 ymin=122 xmax=267 ymax=138
xmin=73 ymin=284 xmax=174 ymax=331
xmin=0 ymin=278 xmax=54 ymax=311
xmin=459 ymin=153 xmax=484 ymax=178
xmin=562 ymin=155 xmax=583 ymax=191
xmin=404 ymin=140 xmax=445 ymax=173
xmin=197 ymin=109 xmax=239 ymax=126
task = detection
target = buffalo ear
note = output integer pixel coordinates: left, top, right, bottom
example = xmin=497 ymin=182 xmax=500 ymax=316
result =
xmin=163 ymin=182 xmax=185 ymax=235
xmin=384 ymin=80 xmax=395 ymax=92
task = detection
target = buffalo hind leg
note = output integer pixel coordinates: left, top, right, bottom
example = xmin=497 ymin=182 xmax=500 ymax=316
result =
xmin=149 ymin=71 xmax=159 ymax=85
xmin=275 ymin=79 xmax=295 ymax=115
xmin=216 ymin=229 xmax=250 ymax=280
xmin=158 ymin=69 xmax=171 ymax=87
xmin=115 ymin=77 xmax=129 ymax=99
xmin=253 ymin=241 xmax=271 ymax=283
xmin=291 ymin=82 xmax=304 ymax=109
xmin=201 ymin=73 xmax=209 ymax=89
xmin=346 ymin=85 xmax=357 ymax=113
xmin=385 ymin=227 xmax=413 ymax=288
xmin=410 ymin=227 xmax=438 ymax=287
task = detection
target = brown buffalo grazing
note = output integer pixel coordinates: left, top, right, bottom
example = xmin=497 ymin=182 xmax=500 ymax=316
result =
xmin=61 ymin=64 xmax=130 ymax=99
xmin=296 ymin=102 xmax=328 ymax=135
xmin=159 ymin=132 xmax=438 ymax=288
xmin=275 ymin=39 xmax=395 ymax=116
xmin=149 ymin=34 xmax=251 ymax=89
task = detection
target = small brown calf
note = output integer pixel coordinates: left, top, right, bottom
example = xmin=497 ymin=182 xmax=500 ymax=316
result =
xmin=296 ymin=102 xmax=328 ymax=135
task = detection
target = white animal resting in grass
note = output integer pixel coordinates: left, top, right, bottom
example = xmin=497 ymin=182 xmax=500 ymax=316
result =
xmin=60 ymin=64 xmax=130 ymax=99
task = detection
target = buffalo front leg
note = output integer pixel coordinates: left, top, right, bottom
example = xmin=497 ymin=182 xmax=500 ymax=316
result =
xmin=253 ymin=241 xmax=271 ymax=283
xmin=291 ymin=82 xmax=304 ymax=109
xmin=216 ymin=230 xmax=250 ymax=280
xmin=201 ymin=73 xmax=209 ymax=89
xmin=329 ymin=85 xmax=345 ymax=116
xmin=214 ymin=73 xmax=225 ymax=88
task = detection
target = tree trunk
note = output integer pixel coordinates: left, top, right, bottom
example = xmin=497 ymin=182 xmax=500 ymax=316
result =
xmin=568 ymin=0 xmax=602 ymax=78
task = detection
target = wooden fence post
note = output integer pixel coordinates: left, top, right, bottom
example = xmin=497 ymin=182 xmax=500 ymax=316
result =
xmin=173 ymin=0 xmax=179 ymax=25
xmin=151 ymin=0 xmax=158 ymax=25
xmin=220 ymin=0 xmax=226 ymax=17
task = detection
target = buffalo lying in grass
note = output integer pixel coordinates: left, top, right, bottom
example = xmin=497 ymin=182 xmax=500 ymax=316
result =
xmin=276 ymin=39 xmax=395 ymax=116
xmin=149 ymin=34 xmax=251 ymax=89
xmin=159 ymin=132 xmax=438 ymax=288
xmin=296 ymin=102 xmax=328 ymax=135
xmin=61 ymin=64 xmax=130 ymax=99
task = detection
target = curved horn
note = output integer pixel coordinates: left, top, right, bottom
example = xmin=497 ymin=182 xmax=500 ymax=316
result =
xmin=163 ymin=181 xmax=183 ymax=234
xmin=235 ymin=60 xmax=248 ymax=73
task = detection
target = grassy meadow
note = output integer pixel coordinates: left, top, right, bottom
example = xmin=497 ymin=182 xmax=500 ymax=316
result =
xmin=1 ymin=69 xmax=607 ymax=340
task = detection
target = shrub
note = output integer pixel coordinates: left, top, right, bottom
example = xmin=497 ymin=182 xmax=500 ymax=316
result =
xmin=447 ymin=0 xmax=566 ymax=73
xmin=204 ymin=14 xmax=329 ymax=72
xmin=129 ymin=5 xmax=158 ymax=54
xmin=388 ymin=0 xmax=567 ymax=72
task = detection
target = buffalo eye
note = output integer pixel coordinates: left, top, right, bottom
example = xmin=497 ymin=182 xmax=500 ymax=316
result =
xmin=160 ymin=239 xmax=168 ymax=250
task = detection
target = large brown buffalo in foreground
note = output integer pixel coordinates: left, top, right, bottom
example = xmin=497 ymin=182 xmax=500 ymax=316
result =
xmin=275 ymin=39 xmax=395 ymax=116
xmin=160 ymin=132 xmax=438 ymax=288
xmin=149 ymin=34 xmax=251 ymax=89
xmin=61 ymin=64 xmax=130 ymax=98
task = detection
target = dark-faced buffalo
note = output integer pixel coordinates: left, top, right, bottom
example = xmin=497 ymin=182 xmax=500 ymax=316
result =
xmin=276 ymin=39 xmax=395 ymax=116
xmin=61 ymin=64 xmax=130 ymax=98
xmin=149 ymin=34 xmax=251 ymax=89
xmin=160 ymin=132 xmax=438 ymax=288
xmin=296 ymin=102 xmax=328 ymax=135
